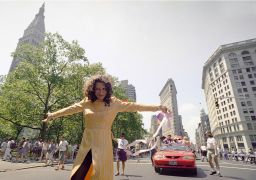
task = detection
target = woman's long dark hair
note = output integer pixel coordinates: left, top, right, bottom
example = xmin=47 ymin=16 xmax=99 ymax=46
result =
xmin=84 ymin=74 xmax=113 ymax=106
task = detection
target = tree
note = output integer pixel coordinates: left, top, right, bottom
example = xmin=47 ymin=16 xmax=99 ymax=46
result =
xmin=0 ymin=32 xmax=105 ymax=141
xmin=0 ymin=32 xmax=147 ymax=144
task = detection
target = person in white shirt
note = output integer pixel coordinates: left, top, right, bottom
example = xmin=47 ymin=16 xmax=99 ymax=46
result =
xmin=56 ymin=136 xmax=68 ymax=170
xmin=1 ymin=140 xmax=7 ymax=158
xmin=113 ymin=133 xmax=128 ymax=176
xmin=200 ymin=144 xmax=208 ymax=162
xmin=206 ymin=132 xmax=222 ymax=177
xmin=3 ymin=139 xmax=14 ymax=161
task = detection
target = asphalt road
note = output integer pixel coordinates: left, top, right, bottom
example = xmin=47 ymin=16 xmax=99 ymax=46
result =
xmin=0 ymin=160 xmax=255 ymax=180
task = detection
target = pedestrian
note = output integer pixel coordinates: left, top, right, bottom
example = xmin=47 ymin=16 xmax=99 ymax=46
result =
xmin=112 ymin=133 xmax=129 ymax=176
xmin=3 ymin=138 xmax=14 ymax=161
xmin=206 ymin=132 xmax=222 ymax=177
xmin=71 ymin=144 xmax=78 ymax=160
xmin=55 ymin=136 xmax=68 ymax=170
xmin=149 ymin=138 xmax=158 ymax=166
xmin=1 ymin=140 xmax=7 ymax=158
xmin=46 ymin=140 xmax=56 ymax=166
xmin=40 ymin=140 xmax=48 ymax=162
xmin=42 ymin=74 xmax=168 ymax=180
xmin=200 ymin=143 xmax=207 ymax=162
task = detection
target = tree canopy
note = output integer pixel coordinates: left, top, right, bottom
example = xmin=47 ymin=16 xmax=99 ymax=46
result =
xmin=0 ymin=33 xmax=147 ymax=144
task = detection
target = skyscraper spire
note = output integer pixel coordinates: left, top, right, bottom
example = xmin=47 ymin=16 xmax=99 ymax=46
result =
xmin=9 ymin=3 xmax=45 ymax=73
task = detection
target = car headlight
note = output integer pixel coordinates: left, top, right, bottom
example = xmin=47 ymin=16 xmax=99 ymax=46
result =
xmin=154 ymin=154 xmax=165 ymax=159
xmin=183 ymin=156 xmax=195 ymax=160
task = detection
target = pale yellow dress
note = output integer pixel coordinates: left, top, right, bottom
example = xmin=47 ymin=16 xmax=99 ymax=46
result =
xmin=50 ymin=97 xmax=160 ymax=180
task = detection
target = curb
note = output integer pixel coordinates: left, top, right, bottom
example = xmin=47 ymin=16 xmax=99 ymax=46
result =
xmin=0 ymin=164 xmax=47 ymax=172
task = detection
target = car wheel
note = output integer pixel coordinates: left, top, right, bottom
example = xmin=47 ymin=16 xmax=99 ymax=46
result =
xmin=154 ymin=167 xmax=160 ymax=173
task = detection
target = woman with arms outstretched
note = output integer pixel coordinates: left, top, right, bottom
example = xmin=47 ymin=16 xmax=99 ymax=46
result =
xmin=43 ymin=74 xmax=167 ymax=180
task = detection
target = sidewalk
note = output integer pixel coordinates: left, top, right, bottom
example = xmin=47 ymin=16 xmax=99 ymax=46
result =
xmin=0 ymin=158 xmax=76 ymax=173
xmin=0 ymin=160 xmax=47 ymax=172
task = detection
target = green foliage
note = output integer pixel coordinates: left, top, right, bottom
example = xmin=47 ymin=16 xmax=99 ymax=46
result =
xmin=112 ymin=84 xmax=147 ymax=143
xmin=0 ymin=32 xmax=104 ymax=142
xmin=0 ymin=32 xmax=147 ymax=144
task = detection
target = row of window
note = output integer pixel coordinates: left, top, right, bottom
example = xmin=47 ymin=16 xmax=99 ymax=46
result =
xmin=247 ymin=123 xmax=256 ymax=130
xmin=245 ymin=116 xmax=256 ymax=121
xmin=218 ymin=110 xmax=237 ymax=120
xmin=243 ymin=108 xmax=255 ymax=114
xmin=249 ymin=135 xmax=256 ymax=142
xmin=236 ymin=80 xmax=255 ymax=86
xmin=223 ymin=134 xmax=256 ymax=143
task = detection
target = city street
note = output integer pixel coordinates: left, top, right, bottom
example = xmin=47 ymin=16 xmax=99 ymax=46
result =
xmin=0 ymin=159 xmax=255 ymax=180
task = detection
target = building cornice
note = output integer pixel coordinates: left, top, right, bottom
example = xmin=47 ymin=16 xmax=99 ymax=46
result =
xmin=202 ymin=38 xmax=256 ymax=89
xmin=159 ymin=78 xmax=177 ymax=96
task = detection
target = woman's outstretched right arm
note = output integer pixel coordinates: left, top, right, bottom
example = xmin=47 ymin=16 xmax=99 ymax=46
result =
xmin=42 ymin=98 xmax=88 ymax=123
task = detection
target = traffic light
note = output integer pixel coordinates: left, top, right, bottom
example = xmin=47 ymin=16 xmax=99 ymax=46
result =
xmin=215 ymin=99 xmax=219 ymax=109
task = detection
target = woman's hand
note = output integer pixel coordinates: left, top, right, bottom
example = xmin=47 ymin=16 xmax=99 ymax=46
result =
xmin=42 ymin=113 xmax=53 ymax=123
xmin=158 ymin=105 xmax=168 ymax=113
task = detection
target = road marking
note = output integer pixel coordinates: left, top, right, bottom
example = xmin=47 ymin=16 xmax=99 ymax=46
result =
xmin=197 ymin=164 xmax=256 ymax=171
xmin=127 ymin=162 xmax=256 ymax=171
xmin=221 ymin=161 xmax=256 ymax=168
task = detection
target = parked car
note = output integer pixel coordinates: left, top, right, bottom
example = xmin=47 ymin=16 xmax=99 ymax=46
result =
xmin=152 ymin=144 xmax=197 ymax=175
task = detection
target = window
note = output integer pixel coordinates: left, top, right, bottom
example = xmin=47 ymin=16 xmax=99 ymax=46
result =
xmin=237 ymin=69 xmax=242 ymax=73
xmin=247 ymin=101 xmax=252 ymax=106
xmin=250 ymin=81 xmax=255 ymax=85
xmin=247 ymin=123 xmax=253 ymax=130
xmin=252 ymin=87 xmax=256 ymax=91
xmin=245 ymin=116 xmax=251 ymax=121
xmin=241 ymin=102 xmax=246 ymax=106
xmin=241 ymin=82 xmax=246 ymax=86
xmin=249 ymin=108 xmax=254 ymax=113
xmin=241 ymin=50 xmax=250 ymax=55
xmin=236 ymin=136 xmax=243 ymax=141
xmin=236 ymin=82 xmax=241 ymax=87
xmin=243 ymin=88 xmax=248 ymax=92
xmin=249 ymin=135 xmax=256 ymax=141
xmin=252 ymin=116 xmax=256 ymax=121
xmin=248 ymin=74 xmax=253 ymax=78
xmin=223 ymin=137 xmax=227 ymax=142
xmin=229 ymin=136 xmax=234 ymax=142
xmin=246 ymin=68 xmax=251 ymax=72
xmin=239 ymin=75 xmax=244 ymax=79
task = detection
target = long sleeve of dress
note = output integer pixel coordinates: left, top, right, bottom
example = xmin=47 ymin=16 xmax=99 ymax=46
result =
xmin=113 ymin=97 xmax=160 ymax=112
xmin=50 ymin=98 xmax=87 ymax=119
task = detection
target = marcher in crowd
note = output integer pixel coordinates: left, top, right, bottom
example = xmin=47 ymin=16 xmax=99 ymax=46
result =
xmin=113 ymin=133 xmax=129 ymax=176
xmin=206 ymin=132 xmax=222 ymax=177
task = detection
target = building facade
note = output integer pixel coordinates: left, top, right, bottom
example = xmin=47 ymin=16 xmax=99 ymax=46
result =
xmin=159 ymin=79 xmax=184 ymax=136
xmin=9 ymin=3 xmax=45 ymax=72
xmin=149 ymin=115 xmax=159 ymax=135
xmin=195 ymin=109 xmax=211 ymax=148
xmin=120 ymin=80 xmax=136 ymax=102
xmin=202 ymin=38 xmax=256 ymax=151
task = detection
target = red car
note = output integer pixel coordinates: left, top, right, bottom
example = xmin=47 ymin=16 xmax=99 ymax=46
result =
xmin=153 ymin=144 xmax=197 ymax=175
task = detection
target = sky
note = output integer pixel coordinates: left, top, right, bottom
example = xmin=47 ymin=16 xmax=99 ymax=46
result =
xmin=1 ymin=1 xmax=256 ymax=143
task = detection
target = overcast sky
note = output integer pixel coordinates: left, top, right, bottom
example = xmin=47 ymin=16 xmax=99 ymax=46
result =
xmin=1 ymin=1 xmax=256 ymax=142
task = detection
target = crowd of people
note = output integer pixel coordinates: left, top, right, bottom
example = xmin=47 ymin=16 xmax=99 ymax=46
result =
xmin=0 ymin=136 xmax=79 ymax=170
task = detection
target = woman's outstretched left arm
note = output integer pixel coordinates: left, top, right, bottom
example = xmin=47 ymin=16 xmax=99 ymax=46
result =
xmin=112 ymin=97 xmax=167 ymax=113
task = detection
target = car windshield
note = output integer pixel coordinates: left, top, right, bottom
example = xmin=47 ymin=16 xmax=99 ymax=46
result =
xmin=160 ymin=144 xmax=190 ymax=151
